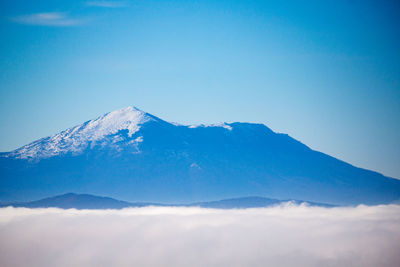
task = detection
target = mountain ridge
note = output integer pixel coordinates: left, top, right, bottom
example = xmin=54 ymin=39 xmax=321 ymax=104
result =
xmin=0 ymin=193 xmax=336 ymax=209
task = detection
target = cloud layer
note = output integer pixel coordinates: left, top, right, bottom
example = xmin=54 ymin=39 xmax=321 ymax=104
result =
xmin=0 ymin=204 xmax=399 ymax=267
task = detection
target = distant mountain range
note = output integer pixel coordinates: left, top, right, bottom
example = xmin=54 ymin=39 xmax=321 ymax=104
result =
xmin=0 ymin=193 xmax=335 ymax=209
xmin=1 ymin=106 xmax=399 ymax=205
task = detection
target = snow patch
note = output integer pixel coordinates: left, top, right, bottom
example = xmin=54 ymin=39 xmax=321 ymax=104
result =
xmin=9 ymin=107 xmax=152 ymax=159
xmin=189 ymin=123 xmax=232 ymax=130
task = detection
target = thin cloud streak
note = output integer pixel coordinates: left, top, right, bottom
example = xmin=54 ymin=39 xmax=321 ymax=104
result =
xmin=11 ymin=12 xmax=88 ymax=27
xmin=0 ymin=204 xmax=399 ymax=267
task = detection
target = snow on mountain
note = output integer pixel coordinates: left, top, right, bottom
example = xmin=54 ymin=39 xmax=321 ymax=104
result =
xmin=5 ymin=106 xmax=235 ymax=160
xmin=189 ymin=123 xmax=233 ymax=130
xmin=8 ymin=107 xmax=154 ymax=159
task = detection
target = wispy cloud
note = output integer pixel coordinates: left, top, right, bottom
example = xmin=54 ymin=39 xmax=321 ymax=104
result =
xmin=1 ymin=204 xmax=400 ymax=267
xmin=86 ymin=1 xmax=128 ymax=8
xmin=11 ymin=12 xmax=87 ymax=27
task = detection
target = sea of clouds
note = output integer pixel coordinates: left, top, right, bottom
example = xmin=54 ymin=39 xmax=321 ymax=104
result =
xmin=0 ymin=203 xmax=399 ymax=267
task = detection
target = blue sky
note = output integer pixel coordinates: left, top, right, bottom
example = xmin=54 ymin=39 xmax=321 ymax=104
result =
xmin=0 ymin=0 xmax=399 ymax=178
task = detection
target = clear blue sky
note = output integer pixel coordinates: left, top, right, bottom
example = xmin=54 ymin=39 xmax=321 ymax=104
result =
xmin=0 ymin=0 xmax=399 ymax=178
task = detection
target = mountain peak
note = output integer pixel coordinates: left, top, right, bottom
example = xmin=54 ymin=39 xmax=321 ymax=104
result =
xmin=95 ymin=106 xmax=152 ymax=137
xmin=8 ymin=106 xmax=154 ymax=159
xmin=114 ymin=106 xmax=145 ymax=115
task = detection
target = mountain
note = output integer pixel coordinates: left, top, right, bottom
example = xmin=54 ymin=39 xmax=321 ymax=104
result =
xmin=0 ymin=193 xmax=334 ymax=209
xmin=1 ymin=106 xmax=399 ymax=205
xmin=0 ymin=193 xmax=135 ymax=209
xmin=191 ymin=196 xmax=335 ymax=209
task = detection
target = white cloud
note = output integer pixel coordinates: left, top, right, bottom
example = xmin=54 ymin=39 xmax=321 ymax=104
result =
xmin=11 ymin=12 xmax=87 ymax=27
xmin=86 ymin=1 xmax=128 ymax=8
xmin=0 ymin=204 xmax=399 ymax=267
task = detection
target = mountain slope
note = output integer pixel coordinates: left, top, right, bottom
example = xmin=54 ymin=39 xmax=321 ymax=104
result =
xmin=7 ymin=107 xmax=155 ymax=159
xmin=0 ymin=193 xmax=135 ymax=209
xmin=191 ymin=196 xmax=335 ymax=209
xmin=1 ymin=106 xmax=399 ymax=205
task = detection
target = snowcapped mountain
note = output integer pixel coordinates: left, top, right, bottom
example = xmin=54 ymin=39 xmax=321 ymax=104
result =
xmin=1 ymin=106 xmax=400 ymax=205
xmin=7 ymin=106 xmax=233 ymax=160
xmin=8 ymin=107 xmax=154 ymax=159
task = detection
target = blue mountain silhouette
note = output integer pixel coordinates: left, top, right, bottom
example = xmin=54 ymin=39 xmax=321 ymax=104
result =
xmin=0 ymin=193 xmax=334 ymax=209
xmin=1 ymin=106 xmax=399 ymax=205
